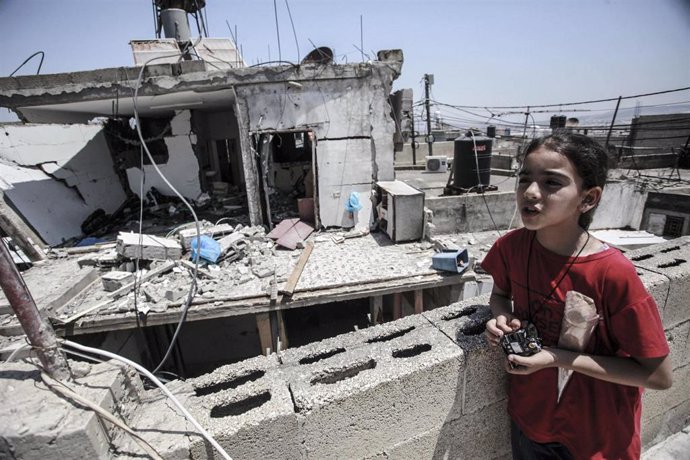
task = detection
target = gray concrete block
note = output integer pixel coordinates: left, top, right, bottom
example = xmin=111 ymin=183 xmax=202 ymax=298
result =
xmin=424 ymin=295 xmax=507 ymax=415
xmin=112 ymin=380 xmax=196 ymax=459
xmin=665 ymin=319 xmax=690 ymax=370
xmin=101 ymin=270 xmax=134 ymax=292
xmin=367 ymin=398 xmax=510 ymax=460
xmin=643 ymin=363 xmax=690 ymax=423
xmin=286 ymin=324 xmax=464 ymax=459
xmin=637 ymin=266 xmax=671 ymax=313
xmin=117 ymin=232 xmax=183 ymax=261
xmin=642 ymin=398 xmax=690 ymax=450
xmin=0 ymin=361 xmax=135 ymax=460
xmin=626 ymin=238 xmax=690 ymax=328
xmin=184 ymin=354 xmax=301 ymax=460
xmin=279 ymin=313 xmax=429 ymax=367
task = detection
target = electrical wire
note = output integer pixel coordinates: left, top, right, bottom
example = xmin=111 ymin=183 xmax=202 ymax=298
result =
xmin=131 ymin=52 xmax=201 ymax=375
xmin=5 ymin=341 xmax=31 ymax=362
xmin=284 ymin=0 xmax=300 ymax=63
xmin=439 ymin=86 xmax=690 ymax=110
xmin=61 ymin=339 xmax=232 ymax=460
xmin=9 ymin=51 xmax=45 ymax=77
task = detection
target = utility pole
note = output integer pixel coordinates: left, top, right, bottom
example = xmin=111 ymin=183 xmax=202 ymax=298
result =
xmin=424 ymin=74 xmax=434 ymax=156
xmin=605 ymin=96 xmax=622 ymax=150
xmin=0 ymin=239 xmax=70 ymax=380
xmin=408 ymin=112 xmax=418 ymax=166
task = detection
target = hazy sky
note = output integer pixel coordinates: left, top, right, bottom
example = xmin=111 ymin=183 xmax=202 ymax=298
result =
xmin=1 ymin=0 xmax=689 ymax=125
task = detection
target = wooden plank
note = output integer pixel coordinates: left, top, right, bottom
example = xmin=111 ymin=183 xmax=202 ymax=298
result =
xmin=179 ymin=259 xmax=217 ymax=279
xmin=414 ymin=289 xmax=424 ymax=315
xmin=370 ymin=295 xmax=383 ymax=325
xmin=393 ymin=292 xmax=403 ymax=320
xmin=54 ymin=271 xmax=480 ymax=336
xmin=55 ymin=260 xmax=176 ymax=324
xmin=46 ymin=270 xmax=100 ymax=313
xmin=279 ymin=240 xmax=314 ymax=296
xmin=276 ymin=310 xmax=288 ymax=350
xmin=256 ymin=312 xmax=272 ymax=354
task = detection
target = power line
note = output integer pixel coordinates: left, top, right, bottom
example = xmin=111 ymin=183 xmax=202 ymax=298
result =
xmin=437 ymin=86 xmax=690 ymax=110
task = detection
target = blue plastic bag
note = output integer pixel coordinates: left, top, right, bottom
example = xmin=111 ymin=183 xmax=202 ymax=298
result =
xmin=190 ymin=235 xmax=221 ymax=263
xmin=345 ymin=191 xmax=363 ymax=213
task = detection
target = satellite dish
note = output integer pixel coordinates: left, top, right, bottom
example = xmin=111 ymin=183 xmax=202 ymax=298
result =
xmin=302 ymin=47 xmax=334 ymax=65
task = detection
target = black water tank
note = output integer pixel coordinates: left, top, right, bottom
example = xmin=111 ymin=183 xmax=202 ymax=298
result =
xmin=452 ymin=136 xmax=493 ymax=190
xmin=487 ymin=125 xmax=496 ymax=138
xmin=550 ymin=115 xmax=566 ymax=129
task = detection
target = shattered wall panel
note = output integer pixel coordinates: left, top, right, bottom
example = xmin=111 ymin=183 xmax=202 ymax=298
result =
xmin=0 ymin=123 xmax=127 ymax=245
xmin=241 ymin=79 xmax=373 ymax=138
xmin=0 ymin=163 xmax=89 ymax=245
xmin=125 ymin=110 xmax=202 ymax=201
xmin=316 ymin=138 xmax=373 ymax=228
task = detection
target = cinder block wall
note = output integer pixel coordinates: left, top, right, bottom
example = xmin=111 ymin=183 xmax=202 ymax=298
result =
xmin=10 ymin=237 xmax=687 ymax=459
xmin=163 ymin=237 xmax=690 ymax=459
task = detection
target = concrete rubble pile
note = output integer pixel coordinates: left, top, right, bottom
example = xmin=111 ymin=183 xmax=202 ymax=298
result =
xmin=55 ymin=222 xmax=300 ymax=321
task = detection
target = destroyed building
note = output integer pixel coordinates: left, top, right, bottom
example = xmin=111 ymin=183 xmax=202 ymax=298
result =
xmin=2 ymin=3 xmax=690 ymax=458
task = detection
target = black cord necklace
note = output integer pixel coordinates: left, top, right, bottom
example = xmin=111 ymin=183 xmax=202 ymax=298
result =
xmin=525 ymin=230 xmax=591 ymax=325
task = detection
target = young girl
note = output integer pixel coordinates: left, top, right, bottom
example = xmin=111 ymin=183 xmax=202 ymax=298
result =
xmin=482 ymin=133 xmax=672 ymax=459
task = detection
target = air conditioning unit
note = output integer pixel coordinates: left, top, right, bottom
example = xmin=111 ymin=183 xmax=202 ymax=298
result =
xmin=425 ymin=155 xmax=448 ymax=173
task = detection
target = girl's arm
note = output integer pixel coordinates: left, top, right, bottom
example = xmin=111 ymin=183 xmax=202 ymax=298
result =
xmin=485 ymin=285 xmax=522 ymax=347
xmin=507 ymin=348 xmax=673 ymax=390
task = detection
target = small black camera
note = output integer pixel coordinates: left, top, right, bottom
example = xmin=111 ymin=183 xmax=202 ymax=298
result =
xmin=500 ymin=322 xmax=542 ymax=364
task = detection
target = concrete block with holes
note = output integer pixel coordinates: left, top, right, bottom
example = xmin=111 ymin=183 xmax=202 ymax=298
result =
xmin=283 ymin=320 xmax=464 ymax=459
xmin=183 ymin=354 xmax=301 ymax=460
xmin=423 ymin=294 xmax=508 ymax=416
xmin=626 ymin=236 xmax=690 ymax=328
xmin=636 ymin=266 xmax=671 ymax=315
xmin=367 ymin=398 xmax=511 ymax=460
xmin=279 ymin=313 xmax=428 ymax=367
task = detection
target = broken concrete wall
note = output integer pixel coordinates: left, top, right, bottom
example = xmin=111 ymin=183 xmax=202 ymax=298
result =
xmin=234 ymin=55 xmax=400 ymax=228
xmin=426 ymin=179 xmax=648 ymax=235
xmin=0 ymin=360 xmax=143 ymax=460
xmin=174 ymin=240 xmax=690 ymax=458
xmin=2 ymin=239 xmax=690 ymax=458
xmin=425 ymin=191 xmax=516 ymax=235
xmin=0 ymin=123 xmax=127 ymax=245
xmin=126 ymin=110 xmax=203 ymax=201
xmin=592 ymin=180 xmax=648 ymax=230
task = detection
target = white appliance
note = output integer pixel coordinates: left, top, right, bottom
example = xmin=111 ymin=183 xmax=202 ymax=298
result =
xmin=425 ymin=155 xmax=448 ymax=173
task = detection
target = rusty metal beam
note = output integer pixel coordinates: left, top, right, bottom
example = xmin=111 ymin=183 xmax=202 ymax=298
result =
xmin=0 ymin=239 xmax=70 ymax=380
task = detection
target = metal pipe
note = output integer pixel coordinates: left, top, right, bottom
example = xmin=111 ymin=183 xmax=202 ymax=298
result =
xmin=0 ymin=239 xmax=70 ymax=380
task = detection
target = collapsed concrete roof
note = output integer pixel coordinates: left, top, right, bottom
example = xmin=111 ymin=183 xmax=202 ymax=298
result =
xmin=0 ymin=50 xmax=403 ymax=124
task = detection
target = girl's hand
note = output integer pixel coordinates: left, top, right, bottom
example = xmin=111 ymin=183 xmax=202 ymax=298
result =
xmin=506 ymin=348 xmax=558 ymax=374
xmin=485 ymin=314 xmax=522 ymax=347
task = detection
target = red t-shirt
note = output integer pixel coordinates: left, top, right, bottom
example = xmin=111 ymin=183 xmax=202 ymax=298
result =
xmin=481 ymin=228 xmax=669 ymax=460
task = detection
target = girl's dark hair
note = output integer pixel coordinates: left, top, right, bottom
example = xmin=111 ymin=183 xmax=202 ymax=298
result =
xmin=523 ymin=132 xmax=609 ymax=229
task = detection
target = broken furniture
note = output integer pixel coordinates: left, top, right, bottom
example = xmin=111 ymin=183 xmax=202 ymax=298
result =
xmin=375 ymin=180 xmax=425 ymax=242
